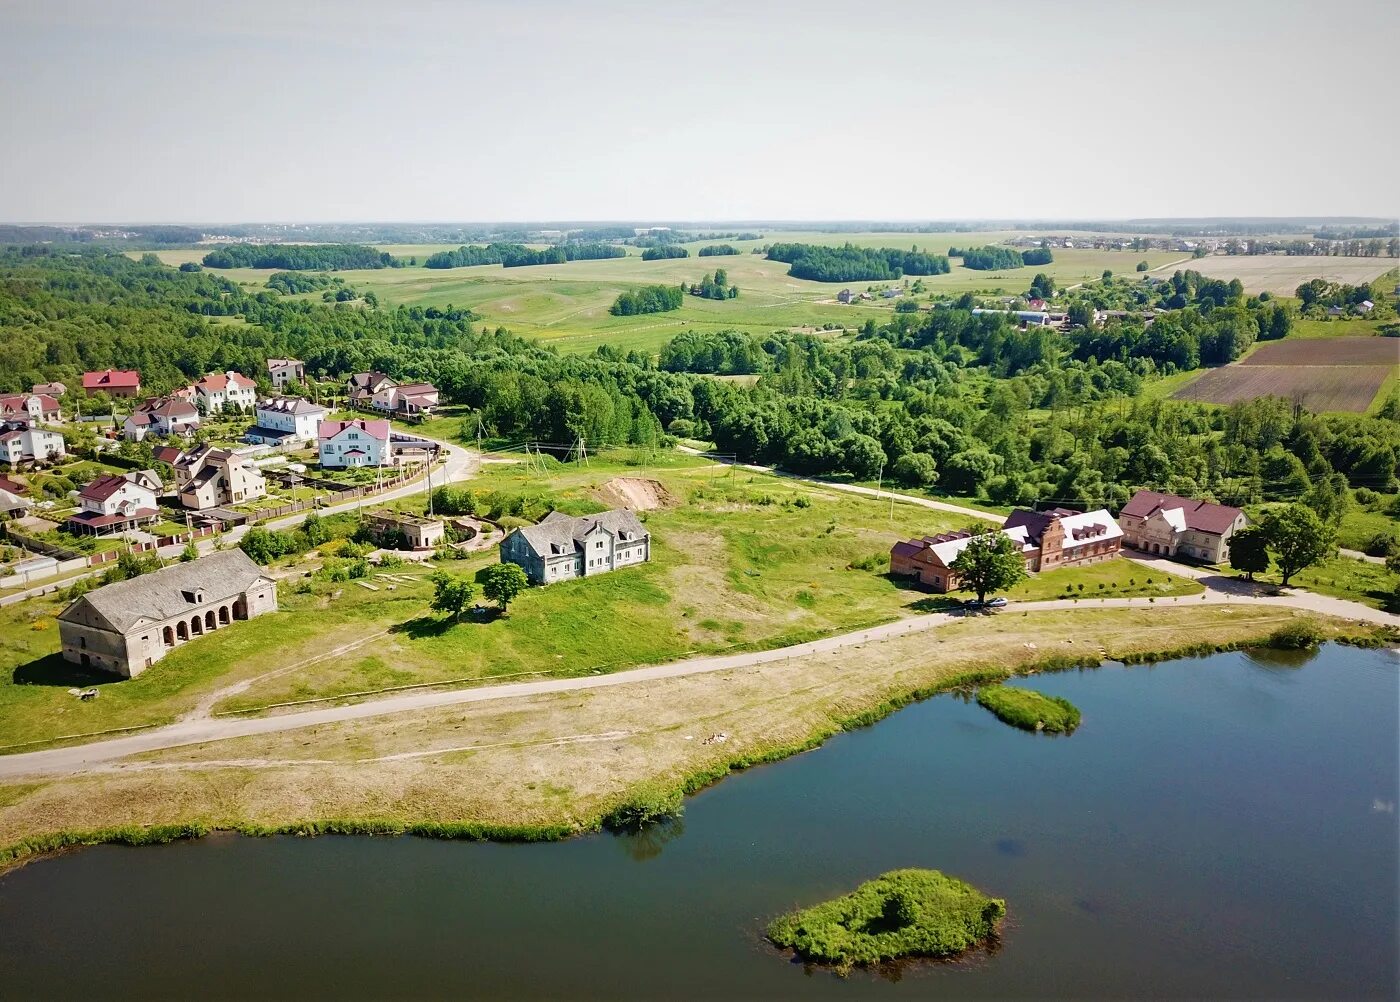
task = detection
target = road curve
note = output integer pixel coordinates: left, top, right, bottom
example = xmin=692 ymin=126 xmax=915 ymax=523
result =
xmin=1 ymin=590 xmax=1391 ymax=780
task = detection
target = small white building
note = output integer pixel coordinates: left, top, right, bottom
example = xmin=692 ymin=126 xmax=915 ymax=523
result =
xmin=0 ymin=421 xmax=65 ymax=466
xmin=249 ymin=396 xmax=327 ymax=446
xmin=318 ymin=418 xmax=390 ymax=468
xmin=193 ymin=371 xmax=258 ymax=413
xmin=266 ymin=358 xmax=306 ymax=389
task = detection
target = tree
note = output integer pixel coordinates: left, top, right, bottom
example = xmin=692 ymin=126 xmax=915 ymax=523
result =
xmin=430 ymin=570 xmax=475 ymax=620
xmin=1135 ymin=260 xmax=1149 ymax=272
xmin=302 ymin=511 xmax=331 ymax=546
xmin=950 ymin=532 xmax=1028 ymax=605
xmin=180 ymin=540 xmax=199 ymax=562
xmin=891 ymin=452 xmax=938 ymax=487
xmin=1260 ymin=504 xmax=1335 ymax=586
xmin=481 ymin=562 xmax=529 ymax=612
xmin=1228 ymin=526 xmax=1270 ymax=581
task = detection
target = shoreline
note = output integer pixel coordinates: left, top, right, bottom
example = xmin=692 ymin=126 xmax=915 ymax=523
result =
xmin=2 ymin=613 xmax=1390 ymax=879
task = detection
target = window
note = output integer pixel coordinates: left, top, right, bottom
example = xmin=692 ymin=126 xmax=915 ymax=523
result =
xmin=595 ymin=541 xmax=603 ymax=549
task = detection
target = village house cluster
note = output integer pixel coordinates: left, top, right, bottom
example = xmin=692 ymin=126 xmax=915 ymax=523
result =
xmin=891 ymin=490 xmax=1246 ymax=593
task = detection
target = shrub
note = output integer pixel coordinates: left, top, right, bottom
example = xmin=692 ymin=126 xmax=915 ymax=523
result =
xmin=1363 ymin=532 xmax=1399 ymax=558
xmin=1268 ymin=619 xmax=1325 ymax=650
xmin=602 ymin=781 xmax=683 ymax=831
xmin=766 ymin=869 xmax=1005 ymax=972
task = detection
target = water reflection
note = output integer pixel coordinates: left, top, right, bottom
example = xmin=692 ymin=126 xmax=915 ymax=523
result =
xmin=1242 ymin=645 xmax=1319 ymax=672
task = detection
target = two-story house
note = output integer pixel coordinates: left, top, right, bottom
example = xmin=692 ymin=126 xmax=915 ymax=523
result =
xmin=266 ymin=358 xmax=306 ymax=389
xmin=248 ymin=396 xmax=327 ymax=446
xmin=318 ymin=418 xmax=390 ymax=468
xmin=123 ymin=396 xmax=200 ymax=442
xmin=65 ymin=470 xmax=161 ymax=535
xmin=0 ymin=392 xmax=61 ymax=424
xmin=82 ymin=369 xmax=142 ymax=398
xmin=499 ymin=509 xmax=651 ymax=585
xmin=193 ymin=371 xmax=258 ymax=414
xmin=1118 ymin=490 xmax=1247 ymax=564
xmin=347 ymin=371 xmax=396 ymax=408
xmin=0 ymin=420 xmax=65 ymax=466
xmin=173 ymin=444 xmax=267 ymax=510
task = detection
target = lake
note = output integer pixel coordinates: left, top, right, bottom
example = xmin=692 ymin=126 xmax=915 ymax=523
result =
xmin=1 ymin=644 xmax=1396 ymax=999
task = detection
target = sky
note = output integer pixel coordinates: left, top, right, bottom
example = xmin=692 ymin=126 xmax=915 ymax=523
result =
xmin=1 ymin=0 xmax=1396 ymax=224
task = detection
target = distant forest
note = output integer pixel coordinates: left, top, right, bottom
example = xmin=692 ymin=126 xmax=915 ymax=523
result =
xmin=698 ymin=244 xmax=740 ymax=257
xmin=641 ymin=245 xmax=689 ymax=261
xmin=202 ymin=244 xmax=399 ymax=270
xmin=766 ymin=243 xmax=950 ymax=282
xmin=423 ymin=242 xmax=626 ymax=269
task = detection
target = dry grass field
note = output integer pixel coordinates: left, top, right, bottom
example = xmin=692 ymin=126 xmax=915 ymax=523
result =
xmin=1180 ymin=255 xmax=1398 ymax=296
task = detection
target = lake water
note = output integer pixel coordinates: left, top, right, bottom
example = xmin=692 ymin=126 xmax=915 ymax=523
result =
xmin=1 ymin=644 xmax=1396 ymax=999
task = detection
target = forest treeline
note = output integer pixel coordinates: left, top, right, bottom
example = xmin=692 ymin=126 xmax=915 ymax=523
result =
xmin=949 ymin=245 xmax=1054 ymax=270
xmin=423 ymin=242 xmax=626 ymax=269
xmin=202 ymin=244 xmax=399 ymax=270
xmin=641 ymin=245 xmax=689 ymax=261
xmin=698 ymin=244 xmax=740 ymax=256
xmin=766 ymin=243 xmax=950 ymax=282
xmin=1 ymin=248 xmax=1395 ymax=517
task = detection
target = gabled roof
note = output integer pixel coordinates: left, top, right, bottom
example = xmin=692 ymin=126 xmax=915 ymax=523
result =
xmin=349 ymin=371 xmax=395 ymax=391
xmin=79 ymin=474 xmax=135 ymax=502
xmin=152 ymin=446 xmax=183 ymax=465
xmin=137 ymin=395 xmax=200 ymax=419
xmin=195 ymin=371 xmax=256 ymax=393
xmin=257 ymin=396 xmax=325 ymax=416
xmin=82 ymin=369 xmax=141 ymax=390
xmin=266 ymin=357 xmax=303 ymax=370
xmin=57 ymin=550 xmax=270 ymax=634
xmin=1120 ymin=490 xmax=1243 ymax=535
xmin=32 ymin=381 xmax=67 ymax=396
xmin=1004 ymin=508 xmax=1121 ymax=547
xmin=0 ymin=393 xmax=59 ymax=414
xmin=512 ymin=509 xmax=648 ymax=559
xmin=319 ymin=418 xmax=390 ymax=442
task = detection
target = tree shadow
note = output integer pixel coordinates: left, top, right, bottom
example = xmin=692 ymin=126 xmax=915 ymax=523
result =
xmin=390 ymin=608 xmax=502 ymax=638
xmin=12 ymin=653 xmax=113 ymax=688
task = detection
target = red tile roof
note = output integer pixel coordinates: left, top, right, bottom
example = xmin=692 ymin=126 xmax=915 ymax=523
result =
xmin=195 ymin=371 xmax=256 ymax=392
xmin=79 ymin=474 xmax=131 ymax=502
xmin=82 ymin=369 xmax=141 ymax=391
xmin=1120 ymin=490 xmax=1243 ymax=535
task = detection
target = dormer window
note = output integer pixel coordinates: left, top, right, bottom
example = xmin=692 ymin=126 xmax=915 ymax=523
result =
xmin=182 ymin=589 xmax=205 ymax=604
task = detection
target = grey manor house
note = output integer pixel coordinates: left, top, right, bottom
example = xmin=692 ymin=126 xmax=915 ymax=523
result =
xmin=57 ymin=550 xmax=277 ymax=678
xmin=499 ymin=509 xmax=650 ymax=584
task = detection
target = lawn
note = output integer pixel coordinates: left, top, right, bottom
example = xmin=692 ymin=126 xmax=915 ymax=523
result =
xmin=1001 ymin=558 xmax=1203 ymax=602
xmin=1225 ymin=554 xmax=1398 ymax=611
xmin=1338 ymin=506 xmax=1400 ymax=553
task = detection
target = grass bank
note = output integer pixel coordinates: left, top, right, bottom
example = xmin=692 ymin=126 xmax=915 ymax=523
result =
xmin=0 ymin=607 xmax=1389 ymax=877
xmin=975 ymin=685 xmax=1081 ymax=733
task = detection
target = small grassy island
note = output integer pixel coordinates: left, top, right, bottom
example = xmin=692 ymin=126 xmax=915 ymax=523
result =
xmin=976 ymin=684 xmax=1081 ymax=734
xmin=765 ymin=869 xmax=1006 ymax=972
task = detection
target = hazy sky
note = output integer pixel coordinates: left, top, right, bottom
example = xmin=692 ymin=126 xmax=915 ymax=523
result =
xmin=2 ymin=0 xmax=1396 ymax=223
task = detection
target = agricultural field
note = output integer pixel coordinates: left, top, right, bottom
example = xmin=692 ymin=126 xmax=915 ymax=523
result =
xmin=1172 ymin=337 xmax=1398 ymax=413
xmin=1179 ymin=254 xmax=1398 ymax=296
xmin=139 ymin=235 xmax=1189 ymax=357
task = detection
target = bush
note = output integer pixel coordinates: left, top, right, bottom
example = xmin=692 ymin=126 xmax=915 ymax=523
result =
xmin=1363 ymin=532 xmax=1399 ymax=557
xmin=602 ymin=781 xmax=683 ymax=831
xmin=975 ymin=684 xmax=1081 ymax=733
xmin=765 ymin=869 xmax=1005 ymax=972
xmin=1268 ymin=619 xmax=1325 ymax=650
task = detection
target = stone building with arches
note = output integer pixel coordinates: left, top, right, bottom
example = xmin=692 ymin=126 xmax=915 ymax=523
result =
xmin=57 ymin=550 xmax=277 ymax=679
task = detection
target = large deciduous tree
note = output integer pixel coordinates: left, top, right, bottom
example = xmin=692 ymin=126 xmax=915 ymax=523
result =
xmin=430 ymin=570 xmax=476 ymax=621
xmin=950 ymin=531 xmax=1028 ymax=605
xmin=481 ymin=562 xmax=529 ymax=612
xmin=1228 ymin=526 xmax=1270 ymax=581
xmin=1260 ymin=504 xmax=1335 ymax=586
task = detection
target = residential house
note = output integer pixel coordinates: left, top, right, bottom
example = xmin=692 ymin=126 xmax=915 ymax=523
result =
xmin=368 ymin=510 xmax=445 ymax=550
xmin=123 ymin=396 xmax=200 ymax=442
xmin=318 ymin=418 xmax=389 ymax=468
xmin=836 ymin=288 xmax=854 ymax=304
xmin=247 ymin=396 xmax=327 ymax=446
xmin=881 ymin=288 xmax=901 ymax=299
xmin=347 ymin=371 xmax=396 ymax=408
xmin=1003 ymin=507 xmax=1122 ymax=572
xmin=32 ymin=381 xmax=67 ymax=398
xmin=64 ymin=470 xmax=161 ymax=535
xmin=266 ymin=357 xmax=306 ymax=388
xmin=890 ymin=508 xmax=1121 ymax=593
xmin=0 ymin=486 xmax=29 ymax=519
xmin=173 ymin=444 xmax=267 ymax=510
xmin=0 ymin=421 xmax=65 ymax=466
xmin=371 ymin=380 xmax=439 ymax=417
xmin=499 ymin=509 xmax=651 ymax=585
xmin=82 ymin=369 xmax=142 ymax=398
xmin=57 ymin=550 xmax=277 ymax=678
xmin=152 ymin=445 xmax=184 ymax=466
xmin=193 ymin=371 xmax=258 ymax=413
xmin=1326 ymin=305 xmax=1346 ymax=318
xmin=0 ymin=392 xmax=61 ymax=425
xmin=1118 ymin=490 xmax=1247 ymax=564
xmin=1357 ymin=300 xmax=1375 ymax=314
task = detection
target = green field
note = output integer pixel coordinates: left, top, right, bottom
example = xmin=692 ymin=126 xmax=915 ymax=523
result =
xmin=143 ymin=235 xmax=1190 ymax=356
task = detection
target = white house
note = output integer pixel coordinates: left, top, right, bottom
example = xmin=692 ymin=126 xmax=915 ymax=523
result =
xmin=318 ymin=418 xmax=390 ymax=468
xmin=248 ymin=396 xmax=327 ymax=446
xmin=173 ymin=444 xmax=267 ymax=510
xmin=65 ymin=471 xmax=160 ymax=535
xmin=266 ymin=358 xmax=306 ymax=389
xmin=0 ymin=421 xmax=65 ymax=466
xmin=193 ymin=371 xmax=258 ymax=413
xmin=124 ymin=396 xmax=200 ymax=442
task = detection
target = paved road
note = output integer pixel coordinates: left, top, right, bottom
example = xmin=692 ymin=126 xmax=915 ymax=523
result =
xmin=2 ymin=587 xmax=1392 ymax=780
xmin=1341 ymin=547 xmax=1387 ymax=566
